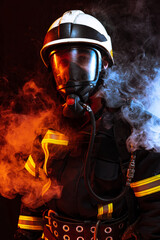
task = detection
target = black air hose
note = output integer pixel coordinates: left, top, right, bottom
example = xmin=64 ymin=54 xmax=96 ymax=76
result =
xmin=80 ymin=102 xmax=128 ymax=204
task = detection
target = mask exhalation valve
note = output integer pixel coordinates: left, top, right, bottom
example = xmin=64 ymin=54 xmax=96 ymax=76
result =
xmin=63 ymin=94 xmax=85 ymax=118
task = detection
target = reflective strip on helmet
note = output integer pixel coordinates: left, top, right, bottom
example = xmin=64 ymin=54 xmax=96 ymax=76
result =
xmin=41 ymin=10 xmax=113 ymax=68
xmin=18 ymin=215 xmax=44 ymax=231
xmin=130 ymin=174 xmax=160 ymax=197
xmin=41 ymin=38 xmax=113 ymax=68
xmin=41 ymin=130 xmax=69 ymax=174
xmin=25 ymin=155 xmax=36 ymax=176
xmin=110 ymin=49 xmax=113 ymax=58
xmin=44 ymin=23 xmax=107 ymax=46
xmin=97 ymin=203 xmax=113 ymax=219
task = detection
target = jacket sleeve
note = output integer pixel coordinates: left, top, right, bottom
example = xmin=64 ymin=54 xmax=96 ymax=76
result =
xmin=129 ymin=150 xmax=160 ymax=239
xmin=14 ymin=128 xmax=67 ymax=240
xmin=14 ymin=131 xmax=45 ymax=240
xmin=14 ymin=204 xmax=44 ymax=240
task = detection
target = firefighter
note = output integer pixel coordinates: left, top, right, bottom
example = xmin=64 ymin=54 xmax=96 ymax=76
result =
xmin=14 ymin=10 xmax=160 ymax=240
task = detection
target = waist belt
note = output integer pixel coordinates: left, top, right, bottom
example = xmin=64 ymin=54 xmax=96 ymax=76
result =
xmin=43 ymin=210 xmax=128 ymax=240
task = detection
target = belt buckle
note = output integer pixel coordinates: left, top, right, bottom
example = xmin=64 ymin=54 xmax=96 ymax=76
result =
xmin=45 ymin=210 xmax=58 ymax=234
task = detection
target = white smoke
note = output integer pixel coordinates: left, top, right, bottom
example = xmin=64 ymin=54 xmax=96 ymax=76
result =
xmin=89 ymin=0 xmax=160 ymax=153
xmin=100 ymin=65 xmax=160 ymax=152
xmin=125 ymin=68 xmax=160 ymax=151
xmin=144 ymin=68 xmax=160 ymax=117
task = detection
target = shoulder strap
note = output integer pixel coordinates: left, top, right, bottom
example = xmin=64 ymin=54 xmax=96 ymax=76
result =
xmin=113 ymin=111 xmax=132 ymax=166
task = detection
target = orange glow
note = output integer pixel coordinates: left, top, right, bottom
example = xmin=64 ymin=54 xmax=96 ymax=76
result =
xmin=0 ymin=80 xmax=66 ymax=207
xmin=0 ymin=79 xmax=80 ymax=208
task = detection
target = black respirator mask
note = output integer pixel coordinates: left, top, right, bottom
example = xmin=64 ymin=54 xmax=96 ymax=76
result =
xmin=50 ymin=46 xmax=103 ymax=118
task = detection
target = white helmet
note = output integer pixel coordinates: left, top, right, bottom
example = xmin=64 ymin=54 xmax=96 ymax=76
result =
xmin=40 ymin=10 xmax=113 ymax=68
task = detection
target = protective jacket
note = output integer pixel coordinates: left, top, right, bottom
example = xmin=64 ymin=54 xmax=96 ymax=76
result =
xmin=14 ymin=107 xmax=160 ymax=240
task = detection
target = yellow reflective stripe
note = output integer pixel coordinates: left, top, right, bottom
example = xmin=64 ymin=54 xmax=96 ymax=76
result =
xmin=41 ymin=142 xmax=49 ymax=175
xmin=97 ymin=203 xmax=113 ymax=218
xmin=25 ymin=155 xmax=46 ymax=178
xmin=25 ymin=155 xmax=36 ymax=176
xmin=131 ymin=174 xmax=160 ymax=197
xmin=97 ymin=205 xmax=103 ymax=217
xmin=41 ymin=178 xmax=52 ymax=197
xmin=44 ymin=129 xmax=68 ymax=141
xmin=41 ymin=130 xmax=68 ymax=175
xmin=41 ymin=232 xmax=45 ymax=239
xmin=130 ymin=174 xmax=160 ymax=188
xmin=107 ymin=203 xmax=113 ymax=218
xmin=134 ymin=186 xmax=160 ymax=197
xmin=108 ymin=203 xmax=113 ymax=214
xmin=41 ymin=232 xmax=48 ymax=240
xmin=18 ymin=215 xmax=44 ymax=231
xmin=41 ymin=130 xmax=69 ymax=146
xmin=18 ymin=223 xmax=43 ymax=231
xmin=42 ymin=142 xmax=49 ymax=159
xmin=25 ymin=130 xmax=69 ymax=177
xmin=42 ymin=138 xmax=68 ymax=146
xmin=19 ymin=215 xmax=42 ymax=221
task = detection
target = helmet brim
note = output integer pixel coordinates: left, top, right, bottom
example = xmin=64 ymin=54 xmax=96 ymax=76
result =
xmin=40 ymin=38 xmax=114 ymax=68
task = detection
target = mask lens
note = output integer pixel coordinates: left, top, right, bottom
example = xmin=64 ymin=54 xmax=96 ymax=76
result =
xmin=50 ymin=47 xmax=99 ymax=88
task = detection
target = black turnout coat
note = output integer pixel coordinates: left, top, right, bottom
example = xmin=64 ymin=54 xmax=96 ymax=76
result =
xmin=14 ymin=108 xmax=160 ymax=240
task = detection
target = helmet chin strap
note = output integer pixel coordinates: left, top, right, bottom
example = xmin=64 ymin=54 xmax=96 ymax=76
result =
xmin=62 ymin=94 xmax=85 ymax=118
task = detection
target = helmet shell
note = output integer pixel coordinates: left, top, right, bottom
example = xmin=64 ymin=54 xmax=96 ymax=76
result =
xmin=40 ymin=10 xmax=113 ymax=68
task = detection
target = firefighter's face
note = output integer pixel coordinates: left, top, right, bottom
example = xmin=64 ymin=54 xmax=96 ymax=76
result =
xmin=49 ymin=46 xmax=108 ymax=118
xmin=49 ymin=46 xmax=100 ymax=90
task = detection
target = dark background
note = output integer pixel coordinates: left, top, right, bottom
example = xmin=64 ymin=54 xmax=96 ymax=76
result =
xmin=0 ymin=0 xmax=160 ymax=239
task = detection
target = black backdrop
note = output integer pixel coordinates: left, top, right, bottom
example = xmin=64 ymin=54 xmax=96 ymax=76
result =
xmin=0 ymin=0 xmax=160 ymax=239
